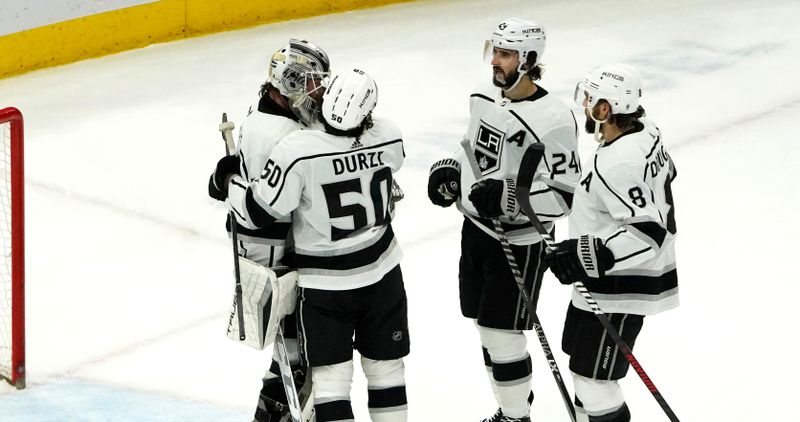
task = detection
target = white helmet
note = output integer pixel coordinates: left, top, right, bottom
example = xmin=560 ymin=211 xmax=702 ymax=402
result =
xmin=268 ymin=39 xmax=331 ymax=124
xmin=575 ymin=63 xmax=642 ymax=114
xmin=483 ymin=17 xmax=546 ymax=72
xmin=322 ymin=68 xmax=378 ymax=131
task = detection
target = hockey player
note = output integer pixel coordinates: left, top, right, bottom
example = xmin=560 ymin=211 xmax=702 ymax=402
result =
xmin=427 ymin=17 xmax=580 ymax=422
xmin=544 ymin=63 xmax=679 ymax=422
xmin=208 ymin=38 xmax=330 ymax=422
xmin=218 ymin=68 xmax=409 ymax=422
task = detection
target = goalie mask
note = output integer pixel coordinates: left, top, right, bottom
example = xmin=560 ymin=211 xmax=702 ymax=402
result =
xmin=321 ymin=68 xmax=378 ymax=131
xmin=269 ymin=39 xmax=331 ymax=125
xmin=483 ymin=17 xmax=546 ymax=89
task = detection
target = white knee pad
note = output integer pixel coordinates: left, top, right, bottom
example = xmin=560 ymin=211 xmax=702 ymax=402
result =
xmin=362 ymin=357 xmax=405 ymax=389
xmin=313 ymin=361 xmax=354 ymax=401
xmin=572 ymin=373 xmax=625 ymax=415
xmin=476 ymin=323 xmax=528 ymax=362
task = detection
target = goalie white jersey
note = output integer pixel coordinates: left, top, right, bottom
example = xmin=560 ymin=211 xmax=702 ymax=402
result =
xmin=228 ymin=117 xmax=405 ymax=290
xmin=455 ymin=82 xmax=581 ymax=244
xmin=232 ymin=96 xmax=313 ymax=267
xmin=569 ymin=117 xmax=679 ymax=315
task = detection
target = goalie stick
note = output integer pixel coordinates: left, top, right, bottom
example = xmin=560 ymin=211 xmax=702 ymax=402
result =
xmin=514 ymin=143 xmax=680 ymax=422
xmin=219 ymin=113 xmax=246 ymax=341
xmin=460 ymin=139 xmax=576 ymax=422
xmin=218 ymin=115 xmax=313 ymax=421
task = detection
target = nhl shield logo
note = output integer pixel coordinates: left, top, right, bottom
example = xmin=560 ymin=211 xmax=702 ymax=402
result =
xmin=474 ymin=122 xmax=504 ymax=175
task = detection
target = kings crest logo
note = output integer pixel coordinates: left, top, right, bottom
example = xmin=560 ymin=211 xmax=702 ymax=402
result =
xmin=475 ymin=122 xmax=504 ymax=175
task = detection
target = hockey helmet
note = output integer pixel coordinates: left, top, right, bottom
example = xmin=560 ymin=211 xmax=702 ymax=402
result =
xmin=575 ymin=63 xmax=642 ymax=114
xmin=483 ymin=17 xmax=547 ymax=72
xmin=268 ymin=39 xmax=331 ymax=124
xmin=321 ymin=68 xmax=378 ymax=131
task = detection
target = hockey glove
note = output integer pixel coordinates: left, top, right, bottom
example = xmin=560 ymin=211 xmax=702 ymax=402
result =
xmin=427 ymin=158 xmax=461 ymax=207
xmin=208 ymin=155 xmax=241 ymax=201
xmin=468 ymin=178 xmax=520 ymax=219
xmin=544 ymin=235 xmax=615 ymax=284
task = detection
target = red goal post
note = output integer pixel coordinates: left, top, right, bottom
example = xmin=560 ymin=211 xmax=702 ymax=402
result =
xmin=0 ymin=107 xmax=25 ymax=389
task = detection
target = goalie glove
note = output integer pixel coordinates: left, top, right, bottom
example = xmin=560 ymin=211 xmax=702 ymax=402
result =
xmin=427 ymin=158 xmax=461 ymax=207
xmin=208 ymin=155 xmax=240 ymax=201
xmin=468 ymin=178 xmax=520 ymax=219
xmin=544 ymin=235 xmax=615 ymax=284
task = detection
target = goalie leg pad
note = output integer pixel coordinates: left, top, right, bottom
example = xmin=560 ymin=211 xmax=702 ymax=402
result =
xmin=227 ymin=257 xmax=275 ymax=349
xmin=226 ymin=258 xmax=299 ymax=350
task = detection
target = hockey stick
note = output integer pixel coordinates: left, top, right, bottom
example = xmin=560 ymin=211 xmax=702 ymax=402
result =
xmin=460 ymin=140 xmax=576 ymax=422
xmin=514 ymin=143 xmax=680 ymax=422
xmin=219 ymin=113 xmax=246 ymax=341
xmin=219 ymin=116 xmax=310 ymax=421
xmin=274 ymin=323 xmax=306 ymax=422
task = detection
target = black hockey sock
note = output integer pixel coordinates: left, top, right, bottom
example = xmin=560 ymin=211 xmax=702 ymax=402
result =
xmin=588 ymin=402 xmax=630 ymax=422
xmin=315 ymin=399 xmax=354 ymax=422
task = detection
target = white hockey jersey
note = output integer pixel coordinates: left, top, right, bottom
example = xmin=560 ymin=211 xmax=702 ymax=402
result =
xmin=455 ymin=83 xmax=581 ymax=244
xmin=230 ymin=95 xmax=311 ymax=267
xmin=228 ymin=117 xmax=405 ymax=290
xmin=569 ymin=117 xmax=679 ymax=315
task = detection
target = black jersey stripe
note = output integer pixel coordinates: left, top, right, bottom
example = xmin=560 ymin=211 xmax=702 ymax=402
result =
xmin=570 ymin=109 xmax=579 ymax=135
xmin=582 ymin=269 xmax=678 ymax=296
xmin=645 ymin=137 xmax=661 ymax=159
xmin=631 ymin=221 xmax=667 ymax=248
xmin=530 ymin=187 xmax=551 ymax=196
xmin=245 ymin=187 xmax=278 ymax=228
xmin=614 ymin=247 xmax=651 ymax=263
xmin=231 ymin=178 xmax=248 ymax=190
xmin=509 ymin=109 xmax=550 ymax=174
xmin=230 ymin=220 xmax=291 ymax=240
xmin=470 ymin=93 xmax=495 ymax=103
xmin=552 ymin=186 xmax=574 ymax=209
xmin=594 ymin=154 xmax=635 ymax=217
xmin=294 ymin=225 xmax=395 ymax=271
xmin=536 ymin=212 xmax=565 ymax=218
xmin=508 ymin=110 xmax=542 ymax=142
xmin=605 ymin=229 xmax=627 ymax=243
xmin=268 ymin=139 xmax=403 ymax=207
xmin=240 ymin=155 xmax=250 ymax=181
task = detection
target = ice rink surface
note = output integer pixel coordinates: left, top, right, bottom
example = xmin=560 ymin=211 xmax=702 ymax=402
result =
xmin=1 ymin=0 xmax=799 ymax=420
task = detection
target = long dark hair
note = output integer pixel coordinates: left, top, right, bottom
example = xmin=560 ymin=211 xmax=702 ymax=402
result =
xmin=610 ymin=105 xmax=646 ymax=130
xmin=525 ymin=52 xmax=543 ymax=81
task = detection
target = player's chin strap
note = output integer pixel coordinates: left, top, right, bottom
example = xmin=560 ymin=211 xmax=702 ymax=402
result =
xmin=588 ymin=110 xmax=608 ymax=143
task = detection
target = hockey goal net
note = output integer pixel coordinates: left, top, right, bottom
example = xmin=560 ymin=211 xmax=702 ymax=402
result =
xmin=0 ymin=107 xmax=24 ymax=389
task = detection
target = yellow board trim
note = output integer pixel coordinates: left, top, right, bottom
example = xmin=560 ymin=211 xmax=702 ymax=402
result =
xmin=0 ymin=0 xmax=412 ymax=79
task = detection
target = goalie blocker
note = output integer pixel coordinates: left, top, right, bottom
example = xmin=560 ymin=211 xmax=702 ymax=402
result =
xmin=227 ymin=258 xmax=299 ymax=350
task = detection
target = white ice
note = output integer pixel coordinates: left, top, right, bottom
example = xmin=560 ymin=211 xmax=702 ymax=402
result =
xmin=1 ymin=0 xmax=799 ymax=420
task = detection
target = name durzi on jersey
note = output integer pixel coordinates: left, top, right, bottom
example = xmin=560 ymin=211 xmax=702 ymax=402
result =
xmin=332 ymin=151 xmax=385 ymax=175
xmin=228 ymin=117 xmax=405 ymax=291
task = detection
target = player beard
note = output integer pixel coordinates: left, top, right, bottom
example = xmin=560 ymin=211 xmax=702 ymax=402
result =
xmin=492 ymin=67 xmax=520 ymax=89
xmin=585 ymin=118 xmax=598 ymax=134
